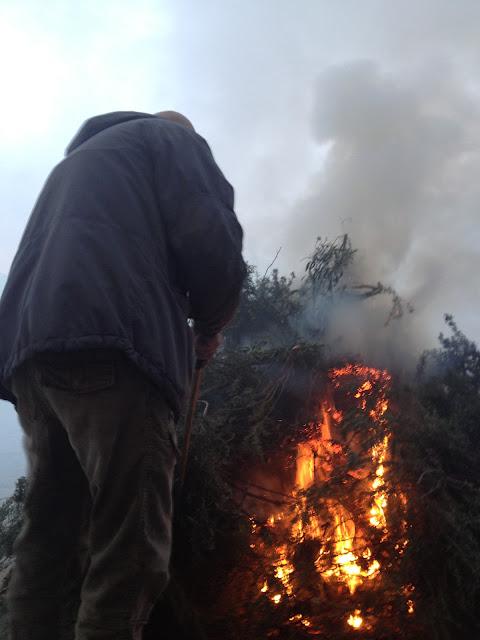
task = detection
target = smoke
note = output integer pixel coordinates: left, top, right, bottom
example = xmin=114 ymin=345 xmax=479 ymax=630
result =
xmin=285 ymin=59 xmax=480 ymax=368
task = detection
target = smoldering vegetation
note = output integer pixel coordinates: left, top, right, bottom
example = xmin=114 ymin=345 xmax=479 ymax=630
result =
xmin=231 ymin=234 xmax=418 ymax=374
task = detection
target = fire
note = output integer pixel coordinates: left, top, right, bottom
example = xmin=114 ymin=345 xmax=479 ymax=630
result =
xmin=321 ymin=502 xmax=380 ymax=594
xmin=250 ymin=364 xmax=411 ymax=635
xmin=369 ymin=436 xmax=389 ymax=529
xmin=289 ymin=613 xmax=312 ymax=627
xmin=273 ymin=544 xmax=294 ymax=595
xmin=347 ymin=610 xmax=363 ymax=629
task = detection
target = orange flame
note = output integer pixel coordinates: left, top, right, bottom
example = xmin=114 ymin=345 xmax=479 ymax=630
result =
xmin=252 ymin=364 xmax=410 ymax=633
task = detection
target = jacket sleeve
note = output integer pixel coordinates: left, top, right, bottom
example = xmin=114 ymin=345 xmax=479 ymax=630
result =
xmin=154 ymin=131 xmax=247 ymax=336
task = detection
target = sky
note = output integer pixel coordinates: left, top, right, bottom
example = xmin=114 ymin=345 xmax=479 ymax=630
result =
xmin=1 ymin=0 xmax=480 ymax=491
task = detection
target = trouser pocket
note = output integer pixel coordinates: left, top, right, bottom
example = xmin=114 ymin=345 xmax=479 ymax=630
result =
xmin=146 ymin=384 xmax=180 ymax=458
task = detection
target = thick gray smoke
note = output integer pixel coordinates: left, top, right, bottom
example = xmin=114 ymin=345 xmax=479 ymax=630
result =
xmin=285 ymin=60 xmax=480 ymax=369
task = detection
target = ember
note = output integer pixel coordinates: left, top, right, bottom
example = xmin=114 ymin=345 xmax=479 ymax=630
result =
xmin=347 ymin=610 xmax=363 ymax=629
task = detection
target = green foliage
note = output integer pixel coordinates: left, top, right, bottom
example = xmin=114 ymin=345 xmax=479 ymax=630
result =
xmin=225 ymin=266 xmax=301 ymax=348
xmin=350 ymin=282 xmax=414 ymax=325
xmin=394 ymin=315 xmax=480 ymax=639
xmin=418 ymin=314 xmax=480 ymax=440
xmin=304 ymin=234 xmax=356 ymax=295
xmin=0 ymin=477 xmax=26 ymax=560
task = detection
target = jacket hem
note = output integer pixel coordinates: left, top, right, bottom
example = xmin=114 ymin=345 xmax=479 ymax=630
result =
xmin=0 ymin=335 xmax=186 ymax=421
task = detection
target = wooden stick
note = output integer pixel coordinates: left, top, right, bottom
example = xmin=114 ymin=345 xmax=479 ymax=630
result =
xmin=179 ymin=362 xmax=205 ymax=489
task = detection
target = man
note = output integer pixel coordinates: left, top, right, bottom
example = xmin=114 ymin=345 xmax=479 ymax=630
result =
xmin=0 ymin=110 xmax=246 ymax=640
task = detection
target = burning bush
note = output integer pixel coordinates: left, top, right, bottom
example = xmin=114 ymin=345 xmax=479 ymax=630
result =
xmin=166 ymin=348 xmax=419 ymax=639
xmin=236 ymin=364 xmax=412 ymax=638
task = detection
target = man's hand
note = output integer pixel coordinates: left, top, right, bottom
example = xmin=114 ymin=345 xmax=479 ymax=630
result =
xmin=194 ymin=333 xmax=222 ymax=364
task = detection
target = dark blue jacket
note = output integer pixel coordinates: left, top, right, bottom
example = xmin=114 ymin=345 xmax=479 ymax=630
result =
xmin=0 ymin=112 xmax=246 ymax=417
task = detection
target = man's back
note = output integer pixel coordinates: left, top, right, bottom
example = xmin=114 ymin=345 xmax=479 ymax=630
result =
xmin=0 ymin=112 xmax=245 ymax=417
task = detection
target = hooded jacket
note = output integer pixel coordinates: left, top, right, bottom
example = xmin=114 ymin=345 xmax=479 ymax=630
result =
xmin=0 ymin=111 xmax=246 ymax=417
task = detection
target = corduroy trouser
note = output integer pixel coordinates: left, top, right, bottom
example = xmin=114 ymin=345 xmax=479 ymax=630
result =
xmin=7 ymin=349 xmax=178 ymax=640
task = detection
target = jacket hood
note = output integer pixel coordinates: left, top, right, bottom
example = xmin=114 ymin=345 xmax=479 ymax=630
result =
xmin=66 ymin=111 xmax=155 ymax=155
